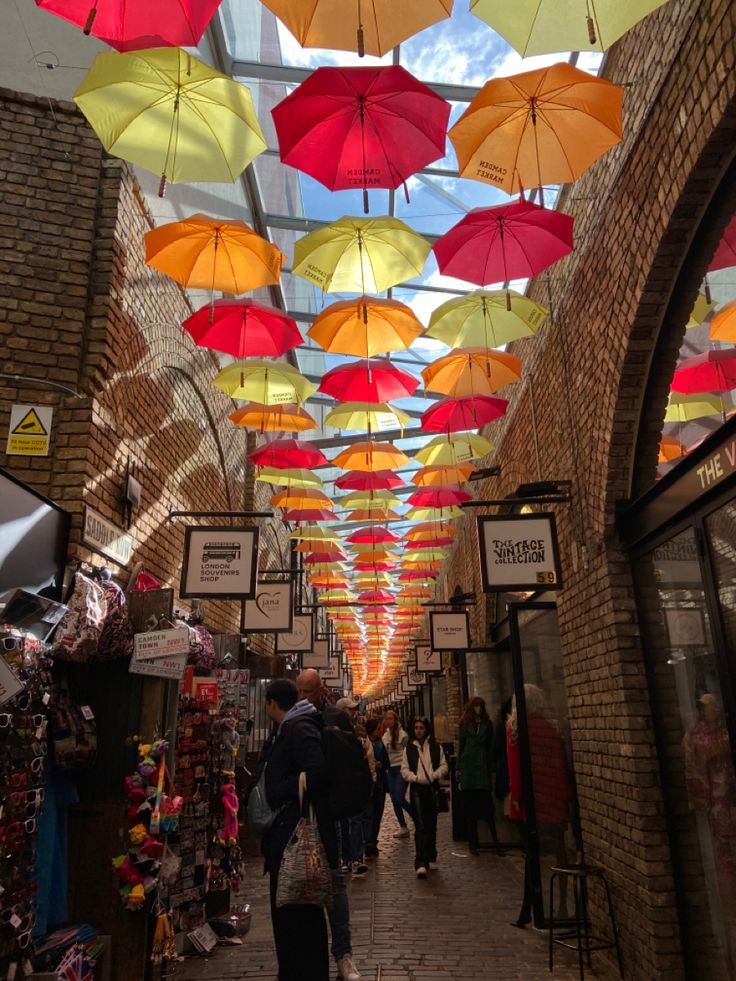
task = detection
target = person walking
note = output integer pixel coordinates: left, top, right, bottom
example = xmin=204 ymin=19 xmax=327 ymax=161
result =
xmin=401 ymin=717 xmax=448 ymax=878
xmin=382 ymin=709 xmax=413 ymax=837
xmin=457 ymin=696 xmax=502 ymax=855
xmin=335 ymin=696 xmax=375 ymax=879
xmin=364 ymin=718 xmax=388 ymax=856
xmin=261 ymin=679 xmax=331 ymax=981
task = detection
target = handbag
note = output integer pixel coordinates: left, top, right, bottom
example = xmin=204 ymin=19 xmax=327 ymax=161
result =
xmin=275 ymin=773 xmax=333 ymax=909
xmin=419 ymin=751 xmax=449 ymax=813
xmin=246 ymin=765 xmax=283 ymax=838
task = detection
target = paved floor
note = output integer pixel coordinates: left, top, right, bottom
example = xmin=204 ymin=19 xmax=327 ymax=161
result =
xmin=170 ymin=815 xmax=584 ymax=981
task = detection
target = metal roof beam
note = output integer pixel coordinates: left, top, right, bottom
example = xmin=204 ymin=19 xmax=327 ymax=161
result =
xmin=311 ymin=427 xmax=426 ymax=449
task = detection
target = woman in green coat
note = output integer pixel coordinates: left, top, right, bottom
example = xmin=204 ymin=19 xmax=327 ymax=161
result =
xmin=457 ymin=697 xmax=502 ymax=854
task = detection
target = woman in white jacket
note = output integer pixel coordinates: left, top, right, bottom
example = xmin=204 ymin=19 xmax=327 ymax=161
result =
xmin=382 ymin=710 xmax=413 ymax=837
xmin=400 ymin=718 xmax=448 ymax=878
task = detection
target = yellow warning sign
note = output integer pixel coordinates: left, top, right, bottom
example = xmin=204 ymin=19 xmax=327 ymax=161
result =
xmin=6 ymin=404 xmax=52 ymax=456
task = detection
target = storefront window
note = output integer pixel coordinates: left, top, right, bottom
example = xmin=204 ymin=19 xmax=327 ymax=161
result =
xmin=431 ymin=673 xmax=449 ymax=742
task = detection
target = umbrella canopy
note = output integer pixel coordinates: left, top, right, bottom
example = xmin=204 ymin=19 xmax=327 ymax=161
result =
xmin=415 ymin=433 xmax=493 ymax=465
xmin=406 ymin=487 xmax=472 ymax=507
xmin=303 ymin=551 xmax=348 ymax=563
xmin=272 ymin=65 xmax=450 ymax=209
xmin=36 ymin=0 xmax=225 ymax=50
xmin=659 ymin=436 xmax=686 ymax=463
xmin=427 ymin=290 xmax=547 ymax=348
xmin=405 ymin=536 xmax=455 ymax=548
xmin=405 ymin=522 xmax=457 ymax=539
xmin=339 ymin=489 xmax=401 ymax=508
xmin=420 ymin=395 xmax=509 ymax=433
xmin=354 ymin=561 xmax=396 ymax=572
xmin=433 ymin=201 xmax=574 ymax=287
xmin=710 ymin=215 xmax=736 ymax=272
xmin=289 ymin=526 xmax=342 ymax=542
xmin=335 ymin=470 xmax=404 ymax=490
xmin=260 ymin=0 xmax=453 ymax=57
xmin=293 ymin=216 xmax=431 ymax=293
xmin=256 ymin=467 xmax=323 ymax=488
xmin=422 ymin=348 xmax=522 ymax=397
xmin=470 ymin=0 xmax=669 ymax=56
xmin=183 ymin=300 xmax=301 ymax=358
xmin=358 ymin=590 xmax=396 ymax=604
xmin=710 ymin=300 xmax=736 ymax=342
xmin=324 ymin=401 xmax=412 ymax=434
xmin=664 ymin=393 xmax=723 ymax=424
xmin=229 ymin=402 xmax=317 ymax=433
xmin=412 ymin=464 xmax=476 ymax=486
xmin=250 ymin=439 xmax=329 ymax=470
xmin=399 ymin=570 xmax=439 ymax=581
xmin=671 ymin=350 xmax=736 ymax=394
xmin=333 ymin=441 xmax=411 ymax=472
xmin=145 ymin=214 xmax=284 ymax=293
xmin=271 ymin=488 xmax=333 ymax=509
xmin=448 ymin=62 xmax=623 ymax=195
xmin=282 ymin=508 xmax=335 ymax=523
xmin=213 ymin=360 xmax=316 ymax=404
xmin=320 ymin=361 xmax=419 ymax=403
xmin=346 ymin=527 xmax=402 ymax=544
xmin=308 ymin=296 xmax=424 ymax=357
xmin=74 ymin=49 xmax=267 ymax=193
xmin=346 ymin=508 xmax=402 ymax=523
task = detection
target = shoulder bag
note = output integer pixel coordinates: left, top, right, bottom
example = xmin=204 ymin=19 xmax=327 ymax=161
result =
xmin=275 ymin=772 xmax=333 ymax=909
xmin=419 ymin=751 xmax=449 ymax=814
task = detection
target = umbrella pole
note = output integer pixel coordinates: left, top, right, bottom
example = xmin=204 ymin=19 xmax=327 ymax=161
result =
xmin=84 ymin=1 xmax=98 ymax=34
xmin=357 ymin=0 xmax=365 ymax=56
xmin=209 ymin=232 xmax=220 ymax=323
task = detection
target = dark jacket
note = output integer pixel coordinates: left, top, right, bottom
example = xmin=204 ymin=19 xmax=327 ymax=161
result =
xmin=370 ymin=736 xmax=389 ymax=792
xmin=458 ymin=719 xmax=494 ymax=791
xmin=262 ymin=712 xmax=338 ymax=873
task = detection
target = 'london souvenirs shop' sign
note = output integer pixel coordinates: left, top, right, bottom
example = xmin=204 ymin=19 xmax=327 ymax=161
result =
xmin=477 ymin=513 xmax=562 ymax=593
xmin=180 ymin=526 xmax=259 ymax=599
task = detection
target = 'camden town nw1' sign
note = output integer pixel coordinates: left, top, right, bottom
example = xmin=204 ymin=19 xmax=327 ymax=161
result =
xmin=477 ymin=513 xmax=563 ymax=593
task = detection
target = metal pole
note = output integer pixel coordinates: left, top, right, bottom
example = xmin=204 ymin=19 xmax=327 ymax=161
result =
xmin=169 ymin=510 xmax=273 ymax=520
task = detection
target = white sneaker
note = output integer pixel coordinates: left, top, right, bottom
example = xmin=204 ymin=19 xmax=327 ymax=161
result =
xmin=336 ymin=953 xmax=362 ymax=981
xmin=393 ymin=827 xmax=411 ymax=838
xmin=416 ymin=866 xmax=428 ymax=879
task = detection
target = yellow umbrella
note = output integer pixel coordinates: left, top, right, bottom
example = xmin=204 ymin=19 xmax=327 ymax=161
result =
xmin=256 ymin=467 xmax=324 ymax=488
xmin=665 ymin=394 xmax=723 ymax=424
xmin=422 ymin=348 xmax=522 ymax=396
xmin=415 ymin=433 xmax=493 ymax=465
xmin=293 ymin=217 xmax=431 ymax=294
xmin=333 ymin=441 xmax=411 ymax=472
xmin=412 ymin=464 xmax=476 ymax=486
xmin=470 ymin=0 xmax=669 ymax=55
xmin=213 ymin=360 xmax=316 ymax=404
xmin=308 ymin=296 xmax=424 ymax=356
xmin=260 ymin=0 xmax=453 ymax=57
xmin=405 ymin=506 xmax=464 ymax=521
xmin=405 ymin=524 xmax=457 ymax=540
xmin=324 ymin=402 xmax=412 ymax=434
xmin=229 ymin=402 xmax=317 ymax=433
xmin=710 ymin=300 xmax=736 ymax=342
xmin=289 ymin=526 xmax=342 ymax=542
xmin=427 ymin=290 xmax=547 ymax=349
xmin=74 ymin=48 xmax=266 ymax=195
xmin=686 ymin=292 xmax=716 ymax=328
xmin=339 ymin=490 xmax=402 ymax=509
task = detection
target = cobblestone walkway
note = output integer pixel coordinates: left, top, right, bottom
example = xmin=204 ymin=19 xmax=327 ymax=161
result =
xmin=171 ymin=816 xmax=583 ymax=981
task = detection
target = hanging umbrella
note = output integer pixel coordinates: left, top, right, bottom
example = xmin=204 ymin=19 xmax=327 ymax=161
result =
xmin=470 ymin=0 xmax=668 ymax=55
xmin=309 ymin=296 xmax=424 ymax=354
xmin=358 ymin=590 xmax=396 ymax=604
xmin=415 ymin=433 xmax=493 ymax=465
xmin=664 ymin=393 xmax=723 ymax=424
xmin=36 ymin=0 xmax=224 ymax=51
xmin=405 ymin=522 xmax=456 ymax=539
xmin=183 ymin=300 xmax=301 ymax=356
xmin=422 ymin=348 xmax=522 ymax=397
xmin=250 ymin=439 xmax=329 ymax=470
xmin=403 ymin=548 xmax=448 ymax=562
xmin=320 ymin=361 xmax=419 ymax=403
xmin=448 ymin=62 xmax=623 ymax=197
xmin=671 ymin=350 xmax=736 ymax=394
xmin=340 ymin=489 xmax=402 ymax=508
xmin=346 ymin=527 xmax=401 ymax=544
xmin=345 ymin=509 xmax=403 ymax=523
xmin=256 ymin=467 xmax=323 ymax=488
xmin=710 ymin=215 xmax=736 ymax=272
xmin=659 ymin=436 xmax=686 ymax=463
xmin=433 ymin=201 xmax=574 ymax=294
xmin=271 ymin=488 xmax=333 ymax=509
xmin=282 ymin=508 xmax=335 ymax=523
xmin=213 ymin=360 xmax=316 ymax=404
xmin=405 ymin=536 xmax=455 ymax=548
xmin=354 ymin=561 xmax=396 ymax=572
xmin=333 ymin=441 xmax=411 ymax=472
xmin=229 ymin=402 xmax=317 ymax=433
xmin=427 ymin=290 xmax=547 ymax=348
xmin=335 ymin=470 xmax=404 ymax=490
xmin=710 ymin=300 xmax=736 ymax=342
xmin=303 ymin=551 xmax=348 ymax=564
xmin=412 ymin=464 xmax=476 ymax=486
xmin=260 ymin=0 xmax=453 ymax=57
xmin=289 ymin=526 xmax=342 ymax=542
xmin=406 ymin=487 xmax=472 ymax=507
xmin=324 ymin=401 xmax=412 ymax=434
xmin=272 ymin=65 xmax=450 ymax=212
xmin=146 ymin=215 xmax=283 ymax=294
xmin=74 ymin=49 xmax=267 ymax=195
xmin=293 ymin=216 xmax=430 ymax=294
xmin=399 ymin=570 xmax=439 ymax=581
xmin=420 ymin=395 xmax=509 ymax=433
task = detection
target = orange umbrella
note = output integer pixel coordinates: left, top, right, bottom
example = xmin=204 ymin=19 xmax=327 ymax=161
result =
xmin=412 ymin=464 xmax=476 ymax=486
xmin=449 ymin=62 xmax=623 ymax=197
xmin=229 ymin=402 xmax=317 ymax=433
xmin=333 ymin=441 xmax=411 ymax=472
xmin=710 ymin=300 xmax=736 ymax=342
xmin=308 ymin=296 xmax=424 ymax=357
xmin=659 ymin=436 xmax=685 ymax=463
xmin=345 ymin=509 xmax=403 ymax=522
xmin=422 ymin=348 xmax=522 ymax=397
xmin=145 ymin=214 xmax=284 ymax=294
xmin=270 ymin=488 xmax=334 ymax=509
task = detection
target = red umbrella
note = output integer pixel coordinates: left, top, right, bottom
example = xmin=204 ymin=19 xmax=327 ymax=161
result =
xmin=671 ymin=350 xmax=736 ymax=394
xmin=710 ymin=214 xmax=736 ymax=272
xmin=35 ymin=0 xmax=223 ymax=51
xmin=421 ymin=394 xmax=508 ymax=433
xmin=407 ymin=537 xmax=455 ymax=548
xmin=407 ymin=487 xmax=472 ymax=507
xmin=272 ymin=65 xmax=450 ymax=213
xmin=433 ymin=200 xmax=573 ymax=288
xmin=281 ymin=509 xmax=335 ymax=522
xmin=358 ymin=589 xmax=396 ymax=604
xmin=183 ymin=299 xmax=302 ymax=358
xmin=354 ymin=562 xmax=396 ymax=572
xmin=346 ymin=527 xmax=401 ymax=544
xmin=319 ymin=360 xmax=419 ymax=403
xmin=334 ymin=470 xmax=404 ymax=490
xmin=250 ymin=438 xmax=329 ymax=469
xmin=399 ymin=570 xmax=439 ymax=581
xmin=303 ymin=550 xmax=349 ymax=563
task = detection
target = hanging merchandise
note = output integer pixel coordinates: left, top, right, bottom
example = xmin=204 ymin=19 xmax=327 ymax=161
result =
xmin=51 ymin=574 xmax=107 ymax=662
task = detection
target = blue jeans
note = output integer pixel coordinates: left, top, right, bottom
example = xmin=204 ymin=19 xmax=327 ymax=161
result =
xmin=337 ymin=815 xmax=364 ymax=865
xmin=387 ymin=766 xmax=413 ymax=827
xmin=328 ymin=867 xmax=351 ymax=960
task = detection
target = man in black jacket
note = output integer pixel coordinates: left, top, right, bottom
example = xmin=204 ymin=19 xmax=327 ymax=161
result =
xmin=262 ymin=679 xmax=332 ymax=981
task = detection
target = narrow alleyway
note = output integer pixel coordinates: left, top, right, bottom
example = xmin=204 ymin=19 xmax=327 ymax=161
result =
xmin=171 ymin=819 xmax=584 ymax=981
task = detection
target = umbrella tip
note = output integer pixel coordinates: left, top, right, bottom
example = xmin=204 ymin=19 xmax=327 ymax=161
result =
xmin=357 ymin=26 xmax=365 ymax=57
xmin=83 ymin=5 xmax=97 ymax=34
xmin=586 ymin=15 xmax=597 ymax=45
xmin=363 ymin=188 xmax=369 ymax=214
xmin=158 ymin=173 xmax=167 ymax=198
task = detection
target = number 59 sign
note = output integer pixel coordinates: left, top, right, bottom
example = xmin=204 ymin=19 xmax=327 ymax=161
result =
xmin=415 ymin=642 xmax=442 ymax=673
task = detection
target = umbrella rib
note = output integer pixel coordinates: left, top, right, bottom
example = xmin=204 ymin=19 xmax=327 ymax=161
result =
xmin=182 ymin=93 xmax=238 ymax=180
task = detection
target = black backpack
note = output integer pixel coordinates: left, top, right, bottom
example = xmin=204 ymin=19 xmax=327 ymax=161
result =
xmin=322 ymin=722 xmax=373 ymax=819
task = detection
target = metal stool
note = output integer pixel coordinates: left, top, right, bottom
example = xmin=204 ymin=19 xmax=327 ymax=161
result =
xmin=549 ymin=864 xmax=624 ymax=980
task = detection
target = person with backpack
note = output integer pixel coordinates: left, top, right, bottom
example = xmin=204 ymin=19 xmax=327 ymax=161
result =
xmin=364 ymin=718 xmax=388 ymax=857
xmin=382 ymin=709 xmax=413 ymax=837
xmin=296 ymin=670 xmax=367 ymax=981
xmin=401 ymin=717 xmax=449 ymax=879
xmin=334 ymin=696 xmax=375 ymax=878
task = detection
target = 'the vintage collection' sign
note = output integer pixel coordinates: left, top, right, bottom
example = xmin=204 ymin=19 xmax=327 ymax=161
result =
xmin=430 ymin=611 xmax=470 ymax=651
xmin=477 ymin=513 xmax=562 ymax=593
xmin=180 ymin=526 xmax=259 ymax=599
xmin=243 ymin=581 xmax=294 ymax=633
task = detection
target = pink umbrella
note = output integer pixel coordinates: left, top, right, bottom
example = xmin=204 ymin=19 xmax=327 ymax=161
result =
xmin=671 ymin=350 xmax=736 ymax=394
xmin=334 ymin=470 xmax=404 ymax=490
xmin=433 ymin=200 xmax=573 ymax=288
xmin=281 ymin=509 xmax=335 ymax=522
xmin=250 ymin=438 xmax=329 ymax=469
xmin=346 ymin=527 xmax=402 ymax=544
xmin=303 ymin=550 xmax=348 ymax=563
xmin=421 ymin=394 xmax=508 ymax=433
xmin=182 ymin=299 xmax=302 ymax=357
xmin=407 ymin=487 xmax=472 ymax=507
xmin=358 ymin=589 xmax=396 ymax=604
xmin=710 ymin=214 xmax=736 ymax=272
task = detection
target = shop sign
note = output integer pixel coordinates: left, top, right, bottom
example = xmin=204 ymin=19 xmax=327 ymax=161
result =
xmin=301 ymin=637 xmax=330 ymax=669
xmin=0 ymin=657 xmax=24 ymax=706
xmin=322 ymin=656 xmax=341 ymax=681
xmin=407 ymin=666 xmax=426 ymax=687
xmin=243 ymin=580 xmax=293 ymax=633
xmin=133 ymin=628 xmax=189 ymax=661
xmin=180 ymin=526 xmax=259 ymax=599
xmin=129 ymin=646 xmax=187 ymax=681
xmin=430 ymin=611 xmax=470 ymax=651
xmin=83 ymin=506 xmax=133 ymax=566
xmin=400 ymin=676 xmax=412 ymax=694
xmin=415 ymin=642 xmax=442 ymax=673
xmin=652 ymin=537 xmax=701 ymax=586
xmin=276 ymin=613 xmax=314 ymax=653
xmin=477 ymin=513 xmax=562 ymax=592
xmin=6 ymin=404 xmax=52 ymax=456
